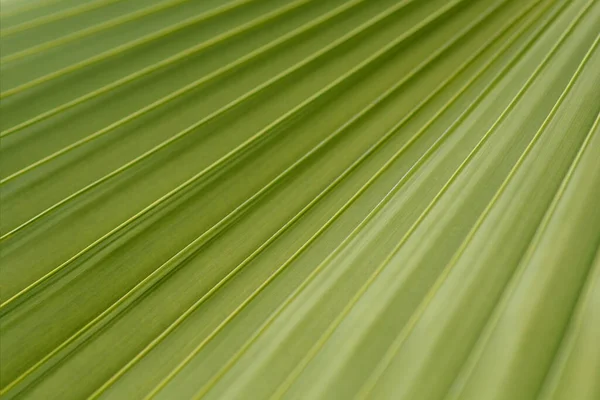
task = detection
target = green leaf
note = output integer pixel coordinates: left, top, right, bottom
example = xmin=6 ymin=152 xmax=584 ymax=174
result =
xmin=1 ymin=0 xmax=599 ymax=398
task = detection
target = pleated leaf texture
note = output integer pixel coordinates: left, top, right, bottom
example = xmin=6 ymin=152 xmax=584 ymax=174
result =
xmin=1 ymin=0 xmax=599 ymax=398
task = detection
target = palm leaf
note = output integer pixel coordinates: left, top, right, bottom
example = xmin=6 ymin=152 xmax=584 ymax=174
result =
xmin=1 ymin=0 xmax=599 ymax=398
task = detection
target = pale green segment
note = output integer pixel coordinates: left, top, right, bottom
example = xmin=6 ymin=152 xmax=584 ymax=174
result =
xmin=538 ymin=248 xmax=600 ymax=400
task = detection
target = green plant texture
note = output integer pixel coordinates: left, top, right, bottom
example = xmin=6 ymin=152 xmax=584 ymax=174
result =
xmin=1 ymin=0 xmax=599 ymax=398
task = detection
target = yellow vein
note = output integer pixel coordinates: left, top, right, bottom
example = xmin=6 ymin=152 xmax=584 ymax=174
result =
xmin=357 ymin=11 xmax=598 ymax=400
xmin=0 ymin=0 xmax=123 ymax=37
xmin=82 ymin=1 xmax=521 ymax=396
xmin=0 ymin=0 xmax=257 ymax=99
xmin=445 ymin=39 xmax=600 ymax=400
xmin=0 ymin=0 xmax=439 ymax=314
xmin=1 ymin=0 xmax=194 ymax=64
xmin=0 ymin=0 xmax=67 ymax=19
xmin=147 ymin=1 xmax=562 ymax=397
